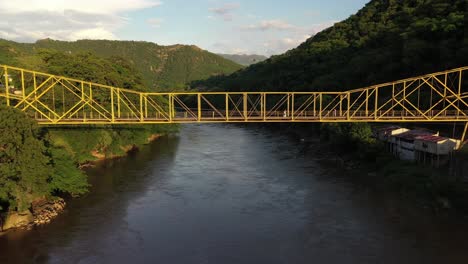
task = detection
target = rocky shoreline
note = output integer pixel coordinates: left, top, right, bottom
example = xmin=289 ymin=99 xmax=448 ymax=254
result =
xmin=0 ymin=198 xmax=66 ymax=234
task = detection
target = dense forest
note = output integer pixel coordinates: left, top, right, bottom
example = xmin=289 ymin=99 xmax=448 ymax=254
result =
xmin=192 ymin=0 xmax=467 ymax=92
xmin=0 ymin=39 xmax=242 ymax=90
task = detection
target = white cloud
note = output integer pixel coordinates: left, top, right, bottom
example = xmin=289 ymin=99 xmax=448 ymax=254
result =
xmin=243 ymin=20 xmax=296 ymax=31
xmin=0 ymin=0 xmax=161 ymax=42
xmin=208 ymin=3 xmax=239 ymax=21
xmin=263 ymin=35 xmax=311 ymax=55
xmin=146 ymin=18 xmax=164 ymax=28
xmin=0 ymin=0 xmax=161 ymax=14
xmin=261 ymin=22 xmax=335 ymax=55
xmin=214 ymin=20 xmax=335 ymax=56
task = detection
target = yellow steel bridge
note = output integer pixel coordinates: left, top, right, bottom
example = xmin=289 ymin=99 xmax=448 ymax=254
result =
xmin=0 ymin=64 xmax=467 ymax=139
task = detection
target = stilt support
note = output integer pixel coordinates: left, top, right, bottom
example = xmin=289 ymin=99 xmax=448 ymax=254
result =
xmin=460 ymin=123 xmax=468 ymax=149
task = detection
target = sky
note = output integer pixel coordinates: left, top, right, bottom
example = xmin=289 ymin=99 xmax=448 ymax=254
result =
xmin=0 ymin=0 xmax=370 ymax=56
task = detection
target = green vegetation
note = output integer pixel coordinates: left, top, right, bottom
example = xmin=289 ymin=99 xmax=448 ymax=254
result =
xmin=0 ymin=49 xmax=179 ymax=218
xmin=39 ymin=50 xmax=147 ymax=91
xmin=193 ymin=0 xmax=467 ymax=92
xmin=48 ymin=125 xmax=178 ymax=164
xmin=0 ymin=38 xmax=243 ymax=90
xmin=0 ymin=106 xmax=87 ymax=212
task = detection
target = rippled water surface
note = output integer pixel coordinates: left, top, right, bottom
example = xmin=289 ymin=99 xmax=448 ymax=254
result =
xmin=1 ymin=124 xmax=468 ymax=264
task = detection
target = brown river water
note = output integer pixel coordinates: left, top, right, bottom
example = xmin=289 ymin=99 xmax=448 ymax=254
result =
xmin=1 ymin=124 xmax=468 ymax=264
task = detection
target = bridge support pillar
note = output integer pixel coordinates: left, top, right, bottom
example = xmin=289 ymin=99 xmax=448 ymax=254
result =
xmin=462 ymin=122 xmax=468 ymax=144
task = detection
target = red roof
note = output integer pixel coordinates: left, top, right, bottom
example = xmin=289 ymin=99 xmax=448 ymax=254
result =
xmin=376 ymin=126 xmax=401 ymax=135
xmin=394 ymin=130 xmax=435 ymax=141
xmin=415 ymin=135 xmax=447 ymax=143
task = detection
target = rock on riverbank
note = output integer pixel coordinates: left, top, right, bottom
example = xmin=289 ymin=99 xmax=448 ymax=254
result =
xmin=1 ymin=198 xmax=66 ymax=232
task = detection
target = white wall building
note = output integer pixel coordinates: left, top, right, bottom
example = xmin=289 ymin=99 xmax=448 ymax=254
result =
xmin=390 ymin=130 xmax=438 ymax=161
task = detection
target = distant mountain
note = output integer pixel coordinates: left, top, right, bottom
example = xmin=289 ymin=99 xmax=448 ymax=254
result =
xmin=0 ymin=39 xmax=243 ymax=90
xmin=194 ymin=0 xmax=467 ymax=92
xmin=217 ymin=54 xmax=268 ymax=66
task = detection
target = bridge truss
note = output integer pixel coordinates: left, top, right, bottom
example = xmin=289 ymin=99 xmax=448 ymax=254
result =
xmin=0 ymin=65 xmax=467 ymax=133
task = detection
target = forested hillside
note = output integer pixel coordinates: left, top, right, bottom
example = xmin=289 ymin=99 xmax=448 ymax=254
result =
xmin=0 ymin=39 xmax=242 ymax=90
xmin=193 ymin=0 xmax=467 ymax=92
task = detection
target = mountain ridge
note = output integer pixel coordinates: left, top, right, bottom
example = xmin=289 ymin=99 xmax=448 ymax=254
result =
xmin=217 ymin=53 xmax=268 ymax=66
xmin=0 ymin=38 xmax=243 ymax=91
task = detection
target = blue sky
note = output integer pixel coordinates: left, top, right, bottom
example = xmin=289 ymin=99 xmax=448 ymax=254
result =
xmin=0 ymin=0 xmax=370 ymax=55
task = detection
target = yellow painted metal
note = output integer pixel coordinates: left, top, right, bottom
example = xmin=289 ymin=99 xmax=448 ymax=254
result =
xmin=225 ymin=93 xmax=229 ymax=121
xmin=0 ymin=64 xmax=466 ymax=133
xmin=243 ymin=93 xmax=247 ymax=121
xmin=4 ymin=66 xmax=9 ymax=106
xmin=462 ymin=123 xmax=468 ymax=144
xmin=111 ymin=88 xmax=115 ymax=122
xmin=197 ymin=93 xmax=201 ymax=121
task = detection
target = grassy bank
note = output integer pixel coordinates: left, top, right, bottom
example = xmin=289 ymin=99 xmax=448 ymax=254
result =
xmin=48 ymin=125 xmax=179 ymax=165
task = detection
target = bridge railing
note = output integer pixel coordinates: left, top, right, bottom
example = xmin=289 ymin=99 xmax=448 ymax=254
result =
xmin=0 ymin=64 xmax=467 ymax=124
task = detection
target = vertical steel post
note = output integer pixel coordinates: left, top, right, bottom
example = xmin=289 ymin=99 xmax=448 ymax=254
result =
xmin=4 ymin=66 xmax=9 ymax=106
xmin=144 ymin=96 xmax=148 ymax=118
xmin=291 ymin=93 xmax=295 ymax=120
xmin=319 ymin=93 xmax=322 ymax=120
xmin=443 ymin=73 xmax=447 ymax=108
xmin=374 ymin=87 xmax=379 ymax=120
xmin=21 ymin=70 xmax=25 ymax=101
xmin=243 ymin=93 xmax=247 ymax=121
xmin=263 ymin=93 xmax=266 ymax=121
xmin=461 ymin=122 xmax=468 ymax=145
xmin=89 ymin=83 xmax=92 ymax=120
xmin=339 ymin=94 xmax=342 ymax=117
xmin=117 ymin=89 xmax=121 ymax=118
xmin=197 ymin=93 xmax=201 ymax=122
xmin=33 ymin=72 xmax=37 ymax=104
xmin=225 ymin=93 xmax=229 ymax=121
xmin=459 ymin=70 xmax=463 ymax=95
xmin=140 ymin=93 xmax=144 ymax=122
xmin=169 ymin=94 xmax=173 ymax=122
xmin=172 ymin=95 xmax=175 ymax=119
xmin=81 ymin=81 xmax=85 ymax=120
xmin=313 ymin=94 xmax=317 ymax=117
xmin=365 ymin=89 xmax=369 ymax=116
xmin=347 ymin=92 xmax=351 ymax=121
xmin=402 ymin=82 xmax=406 ymax=117
xmin=111 ymin=88 xmax=115 ymax=122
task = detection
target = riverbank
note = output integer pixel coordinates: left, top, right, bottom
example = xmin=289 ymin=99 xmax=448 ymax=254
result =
xmin=0 ymin=131 xmax=175 ymax=234
xmin=278 ymin=123 xmax=468 ymax=215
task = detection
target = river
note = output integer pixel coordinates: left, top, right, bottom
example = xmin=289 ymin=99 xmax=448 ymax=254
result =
xmin=1 ymin=124 xmax=468 ymax=264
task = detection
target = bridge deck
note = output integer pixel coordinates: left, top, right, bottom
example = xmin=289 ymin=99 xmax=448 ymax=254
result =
xmin=0 ymin=64 xmax=467 ymax=126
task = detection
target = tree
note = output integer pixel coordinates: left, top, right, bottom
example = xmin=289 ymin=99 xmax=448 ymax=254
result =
xmin=0 ymin=106 xmax=52 ymax=211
